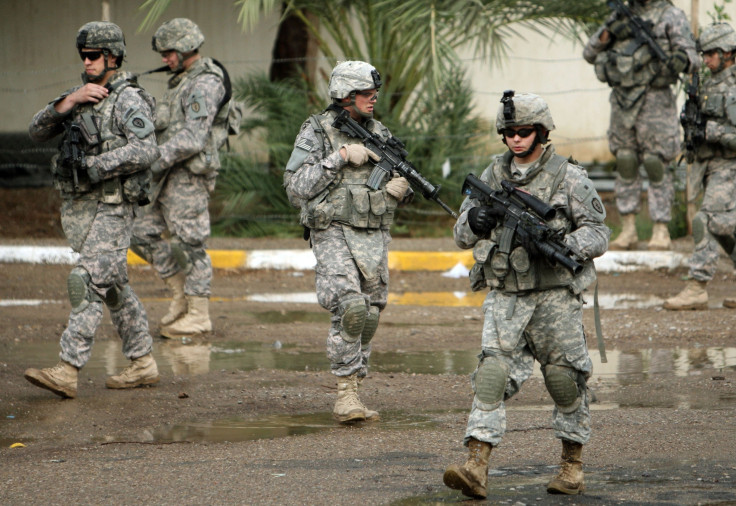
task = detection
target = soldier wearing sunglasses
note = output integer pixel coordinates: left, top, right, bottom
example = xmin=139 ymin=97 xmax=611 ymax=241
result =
xmin=24 ymin=22 xmax=160 ymax=399
xmin=444 ymin=92 xmax=609 ymax=499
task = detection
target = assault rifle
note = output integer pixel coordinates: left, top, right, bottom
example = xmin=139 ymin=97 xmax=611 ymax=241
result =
xmin=680 ymin=71 xmax=705 ymax=163
xmin=58 ymin=122 xmax=86 ymax=191
xmin=332 ymin=109 xmax=458 ymax=218
xmin=607 ymin=0 xmax=669 ymax=65
xmin=461 ymin=174 xmax=584 ymax=275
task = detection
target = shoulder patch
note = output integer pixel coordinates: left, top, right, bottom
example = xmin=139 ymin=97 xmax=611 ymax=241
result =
xmin=572 ymin=177 xmax=606 ymax=221
xmin=295 ymin=138 xmax=314 ymax=152
xmin=123 ymin=107 xmax=154 ymax=139
xmin=186 ymin=89 xmax=208 ymax=119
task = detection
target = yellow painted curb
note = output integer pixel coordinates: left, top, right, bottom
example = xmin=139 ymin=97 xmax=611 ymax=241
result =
xmin=387 ymin=251 xmax=474 ymax=271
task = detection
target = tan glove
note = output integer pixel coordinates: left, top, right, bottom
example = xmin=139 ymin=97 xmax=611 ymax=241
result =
xmin=340 ymin=144 xmax=380 ymax=166
xmin=385 ymin=176 xmax=410 ymax=200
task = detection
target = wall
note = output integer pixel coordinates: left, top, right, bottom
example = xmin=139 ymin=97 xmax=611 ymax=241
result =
xmin=2 ymin=0 xmax=735 ymax=165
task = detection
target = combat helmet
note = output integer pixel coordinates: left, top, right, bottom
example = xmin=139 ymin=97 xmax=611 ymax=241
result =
xmin=152 ymin=18 xmax=204 ymax=72
xmin=496 ymin=91 xmax=555 ymax=133
xmin=698 ymin=23 xmax=736 ymax=53
xmin=76 ymin=21 xmax=126 ymax=82
xmin=328 ymin=61 xmax=382 ymax=100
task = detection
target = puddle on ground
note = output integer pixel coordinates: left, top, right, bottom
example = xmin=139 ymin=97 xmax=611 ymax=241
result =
xmin=2 ymin=291 xmax=666 ymax=309
xmin=152 ymin=411 xmax=437 ymax=444
xmin=7 ymin=339 xmax=735 ymax=387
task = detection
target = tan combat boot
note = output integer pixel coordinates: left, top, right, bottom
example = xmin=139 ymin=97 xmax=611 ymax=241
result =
xmin=106 ymin=353 xmax=160 ymax=389
xmin=610 ymin=214 xmax=638 ymax=250
xmin=333 ymin=373 xmax=367 ymax=423
xmin=648 ymin=222 xmax=672 ymax=251
xmin=357 ymin=375 xmax=379 ymax=420
xmin=723 ymin=297 xmax=736 ymax=309
xmin=547 ymin=439 xmax=585 ymax=495
xmin=443 ymin=438 xmax=493 ymax=499
xmin=24 ymin=361 xmax=78 ymax=398
xmin=160 ymin=296 xmax=212 ymax=338
xmin=160 ymin=271 xmax=187 ymax=327
xmin=663 ymin=279 xmax=708 ymax=310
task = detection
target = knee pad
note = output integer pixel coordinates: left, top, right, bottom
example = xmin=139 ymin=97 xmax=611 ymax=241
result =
xmin=544 ymin=364 xmax=584 ymax=414
xmin=338 ymin=296 xmax=367 ymax=343
xmin=361 ymin=306 xmax=380 ymax=349
xmin=129 ymin=236 xmax=153 ymax=264
xmin=170 ymin=237 xmax=194 ymax=274
xmin=615 ymin=150 xmax=639 ymax=181
xmin=67 ymin=267 xmax=101 ymax=314
xmin=473 ymin=356 xmax=509 ymax=411
xmin=642 ymin=153 xmax=665 ymax=184
xmin=692 ymin=212 xmax=708 ymax=246
xmin=103 ymin=283 xmax=131 ymax=312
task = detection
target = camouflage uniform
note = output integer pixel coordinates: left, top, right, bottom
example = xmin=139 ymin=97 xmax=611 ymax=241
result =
xmin=455 ymin=145 xmax=609 ymax=446
xmin=28 ymin=53 xmax=158 ymax=369
xmin=285 ymin=107 xmax=399 ymax=377
xmin=583 ymin=0 xmax=699 ymax=223
xmin=132 ymin=56 xmax=226 ymax=298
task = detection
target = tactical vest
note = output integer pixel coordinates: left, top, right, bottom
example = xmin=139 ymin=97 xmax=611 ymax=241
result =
xmin=52 ymin=72 xmax=154 ymax=204
xmin=472 ymin=150 xmax=582 ymax=294
xmin=302 ymin=110 xmax=397 ymax=230
xmin=696 ymin=65 xmax=736 ymax=161
xmin=593 ymin=1 xmax=679 ymax=99
xmin=155 ymin=57 xmax=238 ymax=176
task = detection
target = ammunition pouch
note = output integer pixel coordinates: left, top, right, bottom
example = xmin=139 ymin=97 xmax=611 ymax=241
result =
xmin=304 ymin=184 xmax=396 ymax=230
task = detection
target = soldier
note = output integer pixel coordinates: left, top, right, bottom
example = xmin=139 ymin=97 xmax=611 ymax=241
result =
xmin=442 ymin=92 xmax=609 ymax=498
xmin=24 ymin=22 xmax=160 ymax=398
xmin=583 ymin=0 xmax=700 ymax=250
xmin=132 ymin=18 xmax=233 ymax=338
xmin=283 ymin=61 xmax=412 ymax=423
xmin=664 ymin=23 xmax=736 ymax=310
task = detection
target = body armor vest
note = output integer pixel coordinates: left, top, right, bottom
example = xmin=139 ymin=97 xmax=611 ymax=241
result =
xmin=696 ymin=65 xmax=736 ymax=161
xmin=594 ymin=1 xmax=678 ymax=107
xmin=302 ymin=110 xmax=397 ymax=230
xmin=155 ymin=57 xmax=228 ymax=175
xmin=52 ymin=72 xmax=154 ymax=204
xmin=473 ymin=150 xmax=579 ymax=293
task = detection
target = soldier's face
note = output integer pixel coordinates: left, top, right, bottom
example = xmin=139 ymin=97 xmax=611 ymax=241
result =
xmin=160 ymin=50 xmax=179 ymax=71
xmin=703 ymin=49 xmax=732 ymax=72
xmin=80 ymin=48 xmax=114 ymax=76
xmin=349 ymin=88 xmax=378 ymax=118
xmin=503 ymin=125 xmax=537 ymax=156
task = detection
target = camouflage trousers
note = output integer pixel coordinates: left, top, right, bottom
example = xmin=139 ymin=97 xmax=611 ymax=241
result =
xmin=464 ymin=287 xmax=593 ymax=447
xmin=688 ymin=162 xmax=736 ymax=281
xmin=60 ymin=202 xmax=152 ymax=368
xmin=609 ymin=88 xmax=679 ymax=222
xmin=311 ymin=224 xmax=389 ymax=377
xmin=131 ymin=167 xmax=213 ymax=297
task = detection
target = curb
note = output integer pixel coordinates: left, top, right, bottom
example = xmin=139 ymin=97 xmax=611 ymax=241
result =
xmin=0 ymin=245 xmax=686 ymax=273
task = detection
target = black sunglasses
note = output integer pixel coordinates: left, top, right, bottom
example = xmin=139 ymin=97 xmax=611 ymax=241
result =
xmin=502 ymin=127 xmax=535 ymax=138
xmin=79 ymin=50 xmax=104 ymax=62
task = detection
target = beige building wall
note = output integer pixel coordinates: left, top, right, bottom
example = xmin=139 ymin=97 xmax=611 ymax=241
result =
xmin=2 ymin=0 xmax=734 ymax=164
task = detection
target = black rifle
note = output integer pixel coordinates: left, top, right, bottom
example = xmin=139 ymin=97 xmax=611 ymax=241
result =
xmin=332 ymin=109 xmax=458 ymax=218
xmin=680 ymin=71 xmax=705 ymax=163
xmin=607 ymin=0 xmax=669 ymax=65
xmin=461 ymin=174 xmax=584 ymax=275
xmin=58 ymin=122 xmax=87 ymax=191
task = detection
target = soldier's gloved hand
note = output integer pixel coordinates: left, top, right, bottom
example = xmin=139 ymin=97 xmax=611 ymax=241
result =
xmin=85 ymin=158 xmax=102 ymax=184
xmin=666 ymin=50 xmax=689 ymax=74
xmin=340 ymin=144 xmax=380 ymax=166
xmin=467 ymin=206 xmax=497 ymax=236
xmin=608 ymin=19 xmax=632 ymax=40
xmin=705 ymin=120 xmax=720 ymax=143
xmin=385 ymin=177 xmax=410 ymax=199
